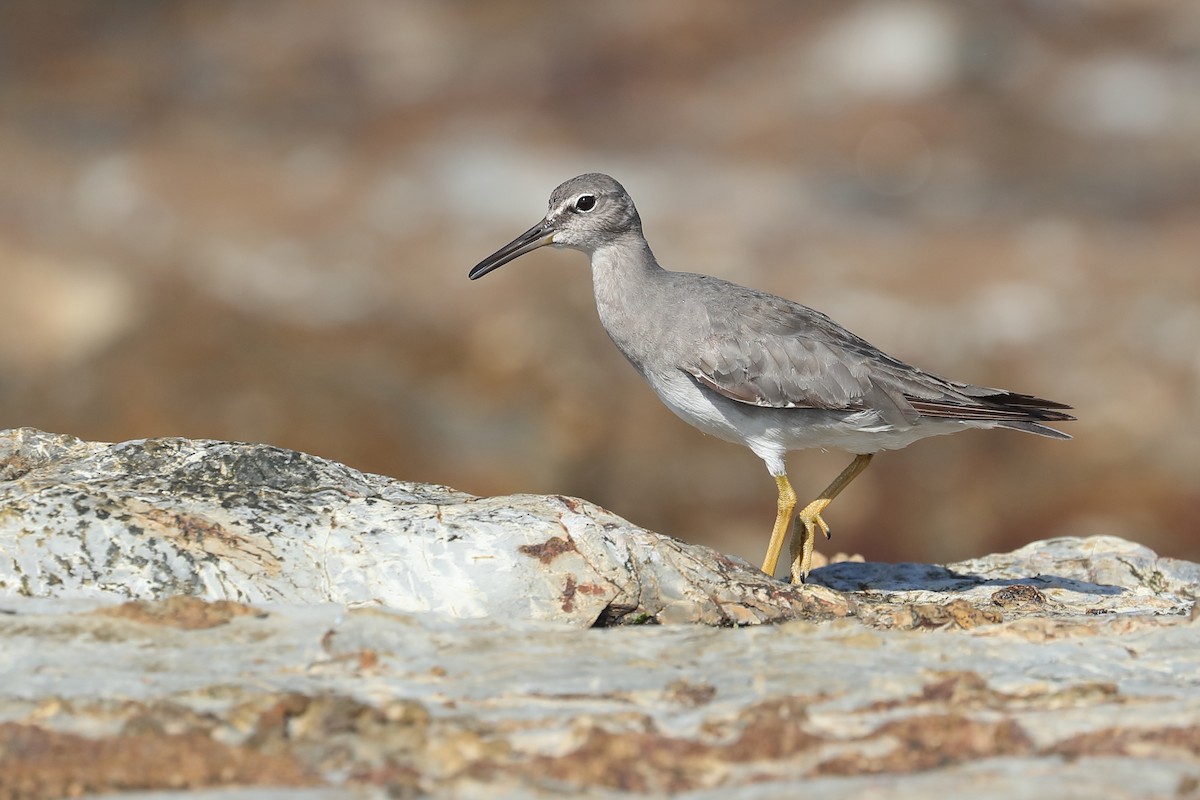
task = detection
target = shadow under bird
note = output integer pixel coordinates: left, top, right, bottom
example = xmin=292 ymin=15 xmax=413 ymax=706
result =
xmin=469 ymin=173 xmax=1075 ymax=583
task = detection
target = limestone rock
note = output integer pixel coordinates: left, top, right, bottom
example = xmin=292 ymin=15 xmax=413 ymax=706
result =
xmin=0 ymin=428 xmax=831 ymax=626
xmin=1 ymin=429 xmax=1198 ymax=798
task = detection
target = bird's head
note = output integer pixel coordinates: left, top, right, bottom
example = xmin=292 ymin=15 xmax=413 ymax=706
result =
xmin=469 ymin=173 xmax=642 ymax=280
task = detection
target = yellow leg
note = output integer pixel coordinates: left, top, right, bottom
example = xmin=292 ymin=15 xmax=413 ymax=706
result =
xmin=760 ymin=474 xmax=797 ymax=578
xmin=789 ymin=453 xmax=874 ymax=584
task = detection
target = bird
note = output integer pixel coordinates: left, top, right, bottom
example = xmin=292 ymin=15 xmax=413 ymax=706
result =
xmin=469 ymin=173 xmax=1074 ymax=584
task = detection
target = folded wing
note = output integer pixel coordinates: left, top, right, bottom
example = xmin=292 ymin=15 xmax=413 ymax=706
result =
xmin=683 ymin=283 xmax=1074 ymax=437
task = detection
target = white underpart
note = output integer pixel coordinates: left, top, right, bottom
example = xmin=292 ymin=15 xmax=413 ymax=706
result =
xmin=647 ymin=367 xmax=984 ymax=478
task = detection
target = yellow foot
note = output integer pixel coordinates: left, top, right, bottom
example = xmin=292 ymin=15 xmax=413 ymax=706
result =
xmin=789 ymin=498 xmax=832 ymax=584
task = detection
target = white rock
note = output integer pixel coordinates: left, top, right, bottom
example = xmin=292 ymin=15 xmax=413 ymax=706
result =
xmin=0 ymin=428 xmax=824 ymax=626
xmin=1 ymin=429 xmax=1198 ymax=797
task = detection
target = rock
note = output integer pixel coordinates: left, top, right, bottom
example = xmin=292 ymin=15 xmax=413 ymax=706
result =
xmin=0 ymin=428 xmax=832 ymax=626
xmin=1 ymin=429 xmax=1198 ymax=798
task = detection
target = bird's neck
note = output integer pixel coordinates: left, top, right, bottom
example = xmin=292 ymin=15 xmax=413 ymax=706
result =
xmin=590 ymin=235 xmax=662 ymax=309
xmin=589 ymin=234 xmax=664 ymax=372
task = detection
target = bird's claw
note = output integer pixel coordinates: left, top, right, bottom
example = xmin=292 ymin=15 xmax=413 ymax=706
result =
xmin=789 ymin=500 xmax=833 ymax=584
xmin=818 ymin=518 xmax=832 ymax=540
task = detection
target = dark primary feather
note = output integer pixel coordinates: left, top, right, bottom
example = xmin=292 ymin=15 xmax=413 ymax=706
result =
xmin=682 ymin=276 xmax=1075 ymax=437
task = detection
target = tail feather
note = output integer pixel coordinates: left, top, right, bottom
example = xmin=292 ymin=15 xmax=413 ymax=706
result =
xmin=996 ymin=420 xmax=1073 ymax=440
xmin=907 ymin=388 xmax=1076 ymax=440
xmin=977 ymin=390 xmax=1074 ymax=411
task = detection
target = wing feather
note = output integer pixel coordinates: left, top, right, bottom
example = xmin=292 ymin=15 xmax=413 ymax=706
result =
xmin=681 ymin=279 xmax=1073 ymax=431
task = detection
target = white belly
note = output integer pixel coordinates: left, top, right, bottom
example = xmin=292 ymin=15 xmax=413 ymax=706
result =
xmin=645 ymin=369 xmax=977 ymax=474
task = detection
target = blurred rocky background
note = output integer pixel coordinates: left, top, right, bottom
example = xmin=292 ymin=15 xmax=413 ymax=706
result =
xmin=0 ymin=0 xmax=1196 ymax=568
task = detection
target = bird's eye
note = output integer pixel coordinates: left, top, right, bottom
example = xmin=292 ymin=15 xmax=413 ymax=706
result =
xmin=574 ymin=194 xmax=596 ymax=212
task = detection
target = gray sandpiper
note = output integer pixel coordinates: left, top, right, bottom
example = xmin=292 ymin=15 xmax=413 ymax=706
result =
xmin=469 ymin=173 xmax=1074 ymax=583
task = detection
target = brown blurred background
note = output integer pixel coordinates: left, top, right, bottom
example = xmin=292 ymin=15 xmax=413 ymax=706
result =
xmin=1 ymin=1 xmax=1197 ymax=569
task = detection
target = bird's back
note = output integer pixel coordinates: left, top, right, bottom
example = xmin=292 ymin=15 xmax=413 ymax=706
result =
xmin=632 ymin=268 xmax=1073 ymax=441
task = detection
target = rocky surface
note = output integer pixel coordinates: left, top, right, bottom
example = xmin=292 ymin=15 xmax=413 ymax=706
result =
xmin=0 ymin=428 xmax=829 ymax=627
xmin=1 ymin=430 xmax=1198 ymax=799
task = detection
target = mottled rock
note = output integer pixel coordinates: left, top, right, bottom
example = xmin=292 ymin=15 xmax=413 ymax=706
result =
xmin=0 ymin=428 xmax=830 ymax=626
xmin=1 ymin=593 xmax=1198 ymax=799
xmin=818 ymin=535 xmax=1198 ymax=627
xmin=1 ymin=429 xmax=1198 ymax=799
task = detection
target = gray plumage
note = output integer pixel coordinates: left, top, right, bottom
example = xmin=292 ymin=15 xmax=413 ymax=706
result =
xmin=469 ymin=172 xmax=1074 ymax=580
xmin=684 ymin=277 xmax=1072 ymax=435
